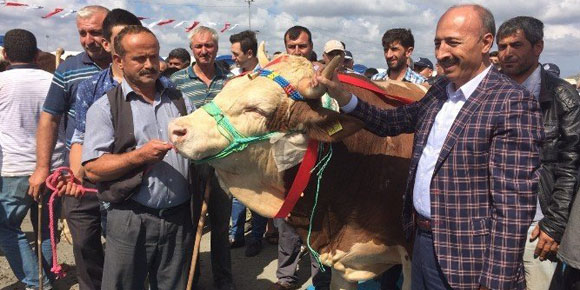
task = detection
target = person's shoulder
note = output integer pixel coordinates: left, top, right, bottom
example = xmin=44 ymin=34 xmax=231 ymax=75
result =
xmin=170 ymin=67 xmax=190 ymax=82
xmin=545 ymin=73 xmax=580 ymax=108
xmin=88 ymin=92 xmax=111 ymax=113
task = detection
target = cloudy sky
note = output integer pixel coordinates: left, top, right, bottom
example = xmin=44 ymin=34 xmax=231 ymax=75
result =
xmin=1 ymin=0 xmax=579 ymax=78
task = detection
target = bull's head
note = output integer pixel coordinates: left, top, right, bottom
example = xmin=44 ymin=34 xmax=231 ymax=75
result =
xmin=168 ymin=43 xmax=363 ymax=216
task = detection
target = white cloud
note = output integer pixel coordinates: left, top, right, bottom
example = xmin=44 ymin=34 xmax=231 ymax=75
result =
xmin=1 ymin=0 xmax=579 ymax=77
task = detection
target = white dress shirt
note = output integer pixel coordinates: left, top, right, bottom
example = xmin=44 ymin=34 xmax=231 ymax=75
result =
xmin=413 ymin=66 xmax=492 ymax=218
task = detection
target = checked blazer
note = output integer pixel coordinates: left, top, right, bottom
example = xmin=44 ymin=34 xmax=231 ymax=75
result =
xmin=349 ymin=67 xmax=543 ymax=290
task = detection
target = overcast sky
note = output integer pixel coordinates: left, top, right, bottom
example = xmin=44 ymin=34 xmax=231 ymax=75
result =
xmin=1 ymin=0 xmax=579 ymax=78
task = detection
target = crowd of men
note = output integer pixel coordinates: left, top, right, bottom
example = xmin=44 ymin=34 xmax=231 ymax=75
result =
xmin=1 ymin=3 xmax=580 ymax=290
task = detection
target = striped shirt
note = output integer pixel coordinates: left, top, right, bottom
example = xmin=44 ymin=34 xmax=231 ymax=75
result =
xmin=0 ymin=65 xmax=65 ymax=176
xmin=371 ymin=66 xmax=426 ymax=84
xmin=170 ymin=63 xmax=232 ymax=108
xmin=43 ymin=52 xmax=102 ymax=148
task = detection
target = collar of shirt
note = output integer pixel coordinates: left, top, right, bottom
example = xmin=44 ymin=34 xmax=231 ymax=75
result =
xmin=521 ymin=64 xmax=542 ymax=100
xmin=187 ymin=63 xmax=228 ymax=80
xmin=121 ymin=77 xmax=169 ymax=101
xmin=81 ymin=51 xmax=99 ymax=67
xmin=6 ymin=63 xmax=39 ymax=70
xmin=446 ymin=65 xmax=492 ymax=102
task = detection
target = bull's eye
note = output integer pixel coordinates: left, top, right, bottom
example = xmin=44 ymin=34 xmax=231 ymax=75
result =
xmin=245 ymin=106 xmax=268 ymax=117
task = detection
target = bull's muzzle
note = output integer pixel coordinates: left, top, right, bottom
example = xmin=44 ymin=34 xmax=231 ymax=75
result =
xmin=169 ymin=123 xmax=187 ymax=145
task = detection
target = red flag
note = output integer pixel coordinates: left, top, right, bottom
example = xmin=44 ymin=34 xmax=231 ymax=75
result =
xmin=42 ymin=8 xmax=64 ymax=19
xmin=156 ymin=19 xmax=175 ymax=26
xmin=185 ymin=21 xmax=200 ymax=32
xmin=5 ymin=2 xmax=28 ymax=6
xmin=220 ymin=22 xmax=231 ymax=33
xmin=138 ymin=16 xmax=148 ymax=20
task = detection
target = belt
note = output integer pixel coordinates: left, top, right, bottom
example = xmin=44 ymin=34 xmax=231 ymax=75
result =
xmin=415 ymin=213 xmax=432 ymax=232
xmin=115 ymin=199 xmax=189 ymax=218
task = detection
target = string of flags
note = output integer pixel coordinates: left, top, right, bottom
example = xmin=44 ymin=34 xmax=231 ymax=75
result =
xmin=1 ymin=1 xmax=242 ymax=33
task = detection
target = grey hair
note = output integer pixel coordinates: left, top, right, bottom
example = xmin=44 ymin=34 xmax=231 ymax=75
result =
xmin=449 ymin=4 xmax=496 ymax=37
xmin=77 ymin=5 xmax=109 ymax=19
xmin=188 ymin=26 xmax=219 ymax=43
xmin=497 ymin=16 xmax=544 ymax=45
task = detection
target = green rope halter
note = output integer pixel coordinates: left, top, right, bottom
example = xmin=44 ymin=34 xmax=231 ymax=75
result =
xmin=195 ymin=101 xmax=280 ymax=164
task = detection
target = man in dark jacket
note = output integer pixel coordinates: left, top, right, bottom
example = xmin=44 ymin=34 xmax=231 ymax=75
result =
xmin=498 ymin=16 xmax=580 ymax=290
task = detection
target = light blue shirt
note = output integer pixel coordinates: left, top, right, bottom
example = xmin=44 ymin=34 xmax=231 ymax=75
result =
xmin=82 ymin=79 xmax=192 ymax=209
xmin=413 ymin=66 xmax=492 ymax=218
xmin=521 ymin=64 xmax=544 ymax=222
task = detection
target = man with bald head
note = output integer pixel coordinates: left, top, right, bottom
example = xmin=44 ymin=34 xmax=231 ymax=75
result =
xmin=321 ymin=4 xmax=542 ymax=289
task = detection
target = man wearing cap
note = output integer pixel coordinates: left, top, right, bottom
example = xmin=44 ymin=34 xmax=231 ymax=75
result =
xmin=414 ymin=57 xmax=434 ymax=79
xmin=497 ymin=16 xmax=580 ymax=290
xmin=372 ymin=28 xmax=426 ymax=84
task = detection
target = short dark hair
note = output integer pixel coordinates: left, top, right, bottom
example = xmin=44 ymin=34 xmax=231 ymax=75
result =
xmin=284 ymin=26 xmax=312 ymax=45
xmin=167 ymin=48 xmax=191 ymax=65
xmin=114 ymin=25 xmax=157 ymax=57
xmin=382 ymin=28 xmax=414 ymax=49
xmin=102 ymin=9 xmax=142 ymax=42
xmin=229 ymin=30 xmax=258 ymax=57
xmin=4 ymin=29 xmax=37 ymax=63
xmin=497 ymin=16 xmax=544 ymax=45
xmin=489 ymin=51 xmax=498 ymax=57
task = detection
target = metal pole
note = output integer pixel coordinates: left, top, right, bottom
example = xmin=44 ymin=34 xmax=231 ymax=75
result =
xmin=247 ymin=0 xmax=254 ymax=30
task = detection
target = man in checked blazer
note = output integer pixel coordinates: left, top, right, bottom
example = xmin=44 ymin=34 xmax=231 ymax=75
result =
xmin=318 ymin=4 xmax=543 ymax=290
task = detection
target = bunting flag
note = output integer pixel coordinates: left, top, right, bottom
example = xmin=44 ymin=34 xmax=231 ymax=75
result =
xmin=173 ymin=20 xmax=187 ymax=28
xmin=1 ymin=1 xmax=242 ymax=34
xmin=147 ymin=19 xmax=175 ymax=28
xmin=220 ymin=22 xmax=231 ymax=33
xmin=185 ymin=21 xmax=200 ymax=32
xmin=60 ymin=9 xmax=76 ymax=18
xmin=4 ymin=2 xmax=28 ymax=6
xmin=41 ymin=8 xmax=63 ymax=18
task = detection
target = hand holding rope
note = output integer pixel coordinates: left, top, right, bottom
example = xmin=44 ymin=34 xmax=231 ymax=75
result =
xmin=44 ymin=167 xmax=98 ymax=278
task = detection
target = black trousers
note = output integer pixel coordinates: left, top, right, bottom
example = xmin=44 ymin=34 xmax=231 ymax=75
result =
xmin=63 ymin=194 xmax=104 ymax=290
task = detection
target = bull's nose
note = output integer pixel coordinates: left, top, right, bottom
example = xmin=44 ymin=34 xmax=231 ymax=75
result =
xmin=169 ymin=123 xmax=187 ymax=144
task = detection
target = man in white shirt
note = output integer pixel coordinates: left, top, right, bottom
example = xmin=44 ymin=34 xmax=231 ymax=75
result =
xmin=0 ymin=28 xmax=65 ymax=290
xmin=319 ymin=5 xmax=542 ymax=290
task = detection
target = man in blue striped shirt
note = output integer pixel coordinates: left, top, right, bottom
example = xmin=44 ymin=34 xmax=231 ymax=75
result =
xmin=171 ymin=26 xmax=235 ymax=290
xmin=28 ymin=6 xmax=111 ymax=290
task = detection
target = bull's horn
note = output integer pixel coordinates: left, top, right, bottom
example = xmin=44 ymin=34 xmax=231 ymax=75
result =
xmin=257 ymin=41 xmax=269 ymax=68
xmin=297 ymin=54 xmax=343 ymax=99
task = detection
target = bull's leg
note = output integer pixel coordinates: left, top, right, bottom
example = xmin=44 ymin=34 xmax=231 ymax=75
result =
xmin=329 ymin=268 xmax=357 ymax=290
xmin=399 ymin=247 xmax=412 ymax=290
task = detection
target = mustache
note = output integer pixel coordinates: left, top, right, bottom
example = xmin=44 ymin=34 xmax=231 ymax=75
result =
xmin=139 ymin=68 xmax=158 ymax=76
xmin=438 ymin=57 xmax=459 ymax=68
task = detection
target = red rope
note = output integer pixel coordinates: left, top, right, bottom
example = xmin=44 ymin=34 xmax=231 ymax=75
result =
xmin=44 ymin=167 xmax=97 ymax=279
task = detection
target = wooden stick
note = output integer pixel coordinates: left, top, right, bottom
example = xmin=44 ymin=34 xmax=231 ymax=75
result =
xmin=37 ymin=201 xmax=43 ymax=290
xmin=186 ymin=180 xmax=211 ymax=290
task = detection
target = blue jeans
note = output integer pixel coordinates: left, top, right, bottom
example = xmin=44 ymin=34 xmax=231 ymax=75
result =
xmin=0 ymin=176 xmax=54 ymax=289
xmin=411 ymin=228 xmax=452 ymax=290
xmin=230 ymin=197 xmax=267 ymax=241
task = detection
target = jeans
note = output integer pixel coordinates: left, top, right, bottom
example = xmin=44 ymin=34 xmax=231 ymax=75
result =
xmin=411 ymin=228 xmax=452 ymax=290
xmin=0 ymin=176 xmax=53 ymax=289
xmin=230 ymin=197 xmax=268 ymax=241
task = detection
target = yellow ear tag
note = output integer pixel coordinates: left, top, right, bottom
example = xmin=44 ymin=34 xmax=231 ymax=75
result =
xmin=326 ymin=120 xmax=343 ymax=136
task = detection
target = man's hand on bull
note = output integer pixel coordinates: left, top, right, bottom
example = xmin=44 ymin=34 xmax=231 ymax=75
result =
xmin=314 ymin=67 xmax=352 ymax=107
xmin=136 ymin=139 xmax=174 ymax=164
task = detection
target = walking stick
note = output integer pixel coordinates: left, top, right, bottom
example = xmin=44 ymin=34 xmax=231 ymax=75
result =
xmin=186 ymin=179 xmax=211 ymax=290
xmin=37 ymin=200 xmax=43 ymax=290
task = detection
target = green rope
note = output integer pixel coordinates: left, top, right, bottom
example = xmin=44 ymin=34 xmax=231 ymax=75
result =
xmin=306 ymin=142 xmax=333 ymax=272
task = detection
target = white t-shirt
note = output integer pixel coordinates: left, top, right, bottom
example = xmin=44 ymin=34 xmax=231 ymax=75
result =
xmin=0 ymin=67 xmax=65 ymax=176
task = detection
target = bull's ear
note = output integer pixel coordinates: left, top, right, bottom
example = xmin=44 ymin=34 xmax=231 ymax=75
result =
xmin=287 ymin=101 xmax=364 ymax=142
